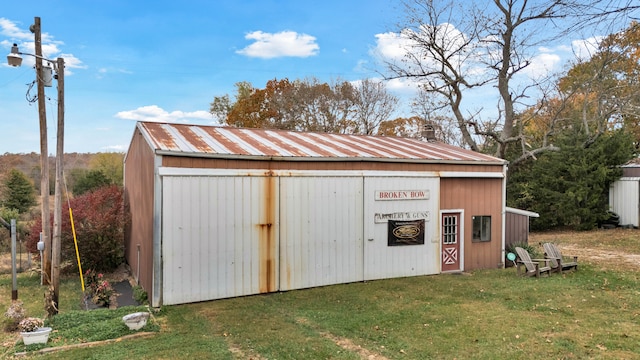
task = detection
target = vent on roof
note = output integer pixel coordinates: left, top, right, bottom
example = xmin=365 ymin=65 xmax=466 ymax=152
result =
xmin=421 ymin=124 xmax=437 ymax=142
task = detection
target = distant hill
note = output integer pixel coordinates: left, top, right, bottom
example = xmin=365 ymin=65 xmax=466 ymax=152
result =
xmin=0 ymin=152 xmax=117 ymax=193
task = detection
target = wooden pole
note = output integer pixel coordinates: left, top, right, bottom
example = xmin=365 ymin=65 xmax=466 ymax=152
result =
xmin=52 ymin=57 xmax=64 ymax=313
xmin=33 ymin=16 xmax=51 ymax=285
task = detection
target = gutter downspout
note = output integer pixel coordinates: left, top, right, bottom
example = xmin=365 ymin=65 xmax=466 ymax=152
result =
xmin=501 ymin=164 xmax=508 ymax=268
xmin=152 ymin=154 xmax=163 ymax=307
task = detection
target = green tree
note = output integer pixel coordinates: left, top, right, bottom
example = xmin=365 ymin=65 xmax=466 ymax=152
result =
xmin=90 ymin=153 xmax=124 ymax=186
xmin=1 ymin=169 xmax=37 ymax=214
xmin=507 ymin=21 xmax=640 ymax=230
xmin=558 ymin=21 xmax=640 ymax=144
xmin=508 ymin=129 xmax=636 ymax=230
xmin=72 ymin=169 xmax=112 ymax=196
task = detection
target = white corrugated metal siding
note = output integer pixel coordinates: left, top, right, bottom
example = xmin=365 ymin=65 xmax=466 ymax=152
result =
xmin=161 ymin=175 xmax=279 ymax=305
xmin=609 ymin=178 xmax=640 ymax=227
xmin=160 ymin=171 xmax=444 ymax=303
xmin=279 ymin=177 xmax=364 ymax=291
xmin=363 ymin=177 xmax=440 ymax=280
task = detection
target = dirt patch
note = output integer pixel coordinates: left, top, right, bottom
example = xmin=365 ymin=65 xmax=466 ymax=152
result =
xmin=0 ymin=251 xmax=33 ymax=275
xmin=555 ymin=244 xmax=640 ymax=272
xmin=320 ymin=332 xmax=390 ymax=360
xmin=226 ymin=341 xmax=267 ymax=360
xmin=103 ymin=263 xmax=136 ymax=285
xmin=529 ymin=228 xmax=640 ymax=272
xmin=295 ymin=317 xmax=389 ymax=360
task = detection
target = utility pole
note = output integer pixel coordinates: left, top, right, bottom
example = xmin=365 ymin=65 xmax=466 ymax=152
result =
xmin=51 ymin=56 xmax=64 ymax=313
xmin=8 ymin=17 xmax=64 ymax=313
xmin=33 ymin=17 xmax=51 ymax=285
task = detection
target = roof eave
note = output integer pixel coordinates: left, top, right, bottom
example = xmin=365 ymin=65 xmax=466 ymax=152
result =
xmin=155 ymin=149 xmax=508 ymax=166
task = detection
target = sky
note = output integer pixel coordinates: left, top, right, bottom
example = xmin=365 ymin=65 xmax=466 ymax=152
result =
xmin=0 ymin=1 xmax=632 ymax=154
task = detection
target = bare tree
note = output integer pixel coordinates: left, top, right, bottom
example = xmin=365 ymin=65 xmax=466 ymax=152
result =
xmin=352 ymin=79 xmax=399 ymax=135
xmin=411 ymin=86 xmax=465 ymax=147
xmin=383 ymin=0 xmax=639 ymax=160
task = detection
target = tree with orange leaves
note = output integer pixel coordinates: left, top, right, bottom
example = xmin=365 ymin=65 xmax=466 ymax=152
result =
xmin=210 ymin=77 xmax=398 ymax=135
xmin=518 ymin=21 xmax=640 ymax=159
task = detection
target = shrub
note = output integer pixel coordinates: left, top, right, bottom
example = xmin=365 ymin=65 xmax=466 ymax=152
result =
xmin=506 ymin=242 xmax=542 ymax=259
xmin=132 ymin=285 xmax=148 ymax=305
xmin=84 ymin=269 xmax=115 ymax=306
xmin=18 ymin=317 xmax=43 ymax=332
xmin=0 ymin=207 xmax=20 ymax=252
xmin=3 ymin=301 xmax=26 ymax=332
xmin=26 ymin=185 xmax=127 ymax=273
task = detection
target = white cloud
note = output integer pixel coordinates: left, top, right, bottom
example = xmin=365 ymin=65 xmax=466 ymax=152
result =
xmin=115 ymin=105 xmax=214 ymax=123
xmin=58 ymin=53 xmax=86 ymax=70
xmin=374 ymin=24 xmax=584 ymax=85
xmin=521 ymin=51 xmax=561 ymax=78
xmin=373 ymin=31 xmax=414 ymax=61
xmin=372 ymin=24 xmax=485 ymax=94
xmin=374 ymin=24 xmax=487 ymax=77
xmin=102 ymin=145 xmax=126 ymax=152
xmin=96 ymin=67 xmax=133 ymax=79
xmin=1 ymin=18 xmax=85 ymax=74
xmin=572 ymin=36 xmax=603 ymax=61
xmin=0 ymin=18 xmax=32 ymax=40
xmin=557 ymin=44 xmax=572 ymax=52
xmin=236 ymin=30 xmax=319 ymax=59
xmin=385 ymin=77 xmax=420 ymax=93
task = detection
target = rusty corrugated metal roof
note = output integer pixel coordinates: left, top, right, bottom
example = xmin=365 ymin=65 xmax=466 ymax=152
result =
xmin=136 ymin=121 xmax=506 ymax=164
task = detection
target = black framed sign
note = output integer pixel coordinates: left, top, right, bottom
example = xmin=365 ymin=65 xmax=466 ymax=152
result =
xmin=388 ymin=219 xmax=425 ymax=246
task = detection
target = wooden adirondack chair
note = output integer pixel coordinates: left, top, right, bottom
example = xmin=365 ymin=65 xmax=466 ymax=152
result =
xmin=543 ymin=243 xmax=578 ymax=274
xmin=515 ymin=247 xmax=552 ymax=277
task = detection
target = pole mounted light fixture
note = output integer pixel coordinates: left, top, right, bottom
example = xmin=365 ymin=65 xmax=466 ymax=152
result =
xmin=7 ymin=43 xmax=55 ymax=87
xmin=7 ymin=43 xmax=23 ymax=67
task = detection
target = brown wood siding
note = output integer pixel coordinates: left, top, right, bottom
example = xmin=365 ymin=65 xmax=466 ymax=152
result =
xmin=162 ymin=155 xmax=503 ymax=173
xmin=505 ymin=212 xmax=529 ymax=248
xmin=440 ymin=178 xmax=504 ymax=270
xmin=124 ymin=129 xmax=155 ymax=295
xmin=622 ymin=167 xmax=640 ymax=177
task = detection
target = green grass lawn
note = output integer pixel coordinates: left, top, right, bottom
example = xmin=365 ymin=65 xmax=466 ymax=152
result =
xmin=2 ymin=229 xmax=640 ymax=359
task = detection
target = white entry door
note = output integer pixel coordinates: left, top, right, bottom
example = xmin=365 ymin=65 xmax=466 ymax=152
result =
xmin=363 ymin=177 xmax=440 ymax=280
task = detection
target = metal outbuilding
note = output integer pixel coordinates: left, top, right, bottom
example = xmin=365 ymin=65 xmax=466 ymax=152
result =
xmin=609 ymin=163 xmax=640 ymax=227
xmin=504 ymin=207 xmax=540 ymax=247
xmin=124 ymin=121 xmax=508 ymax=306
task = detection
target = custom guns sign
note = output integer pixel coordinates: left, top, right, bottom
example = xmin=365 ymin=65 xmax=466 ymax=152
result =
xmin=374 ymin=189 xmax=430 ymax=246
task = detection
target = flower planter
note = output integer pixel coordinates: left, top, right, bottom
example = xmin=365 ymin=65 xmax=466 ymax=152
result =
xmin=20 ymin=327 xmax=52 ymax=345
xmin=122 ymin=312 xmax=149 ymax=330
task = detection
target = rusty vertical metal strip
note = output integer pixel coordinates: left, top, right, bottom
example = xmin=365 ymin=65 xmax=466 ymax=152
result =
xmin=259 ymin=172 xmax=278 ymax=293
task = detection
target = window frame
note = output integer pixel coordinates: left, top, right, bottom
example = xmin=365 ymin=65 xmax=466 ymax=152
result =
xmin=472 ymin=215 xmax=491 ymax=242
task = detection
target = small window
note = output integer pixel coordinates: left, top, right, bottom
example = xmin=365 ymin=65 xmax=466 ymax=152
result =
xmin=472 ymin=216 xmax=491 ymax=242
